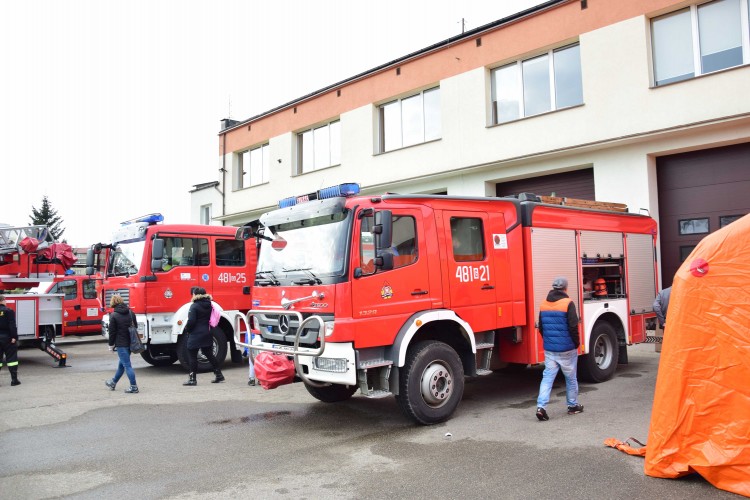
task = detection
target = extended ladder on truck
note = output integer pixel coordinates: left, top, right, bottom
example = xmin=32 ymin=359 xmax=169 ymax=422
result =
xmin=0 ymin=224 xmax=68 ymax=366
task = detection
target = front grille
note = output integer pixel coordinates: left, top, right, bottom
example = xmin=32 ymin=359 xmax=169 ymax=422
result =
xmin=104 ymin=289 xmax=130 ymax=306
xmin=257 ymin=312 xmax=332 ymax=347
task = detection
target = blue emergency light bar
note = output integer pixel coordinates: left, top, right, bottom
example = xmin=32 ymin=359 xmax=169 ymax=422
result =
xmin=278 ymin=183 xmax=360 ymax=208
xmin=120 ymin=213 xmax=164 ymax=226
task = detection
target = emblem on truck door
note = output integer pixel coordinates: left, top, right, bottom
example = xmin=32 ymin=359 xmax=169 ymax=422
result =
xmin=381 ymin=282 xmax=393 ymax=300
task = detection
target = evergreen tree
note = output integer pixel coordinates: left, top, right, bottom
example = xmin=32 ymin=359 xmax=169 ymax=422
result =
xmin=29 ymin=195 xmax=65 ymax=241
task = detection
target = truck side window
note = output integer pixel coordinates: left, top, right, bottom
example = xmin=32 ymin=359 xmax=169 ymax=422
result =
xmin=83 ymin=280 xmax=97 ymax=299
xmin=450 ymin=217 xmax=485 ymax=262
xmin=392 ymin=215 xmax=417 ymax=269
xmin=55 ymin=280 xmax=77 ymax=300
xmin=215 ymin=239 xmax=246 ymax=267
xmin=160 ymin=238 xmax=209 ymax=270
xmin=360 ymin=215 xmax=376 ymax=275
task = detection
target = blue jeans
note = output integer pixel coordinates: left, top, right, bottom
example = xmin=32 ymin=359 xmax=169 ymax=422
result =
xmin=113 ymin=347 xmax=137 ymax=386
xmin=537 ymin=349 xmax=579 ymax=409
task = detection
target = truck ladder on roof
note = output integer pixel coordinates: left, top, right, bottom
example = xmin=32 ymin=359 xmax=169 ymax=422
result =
xmin=0 ymin=225 xmax=51 ymax=254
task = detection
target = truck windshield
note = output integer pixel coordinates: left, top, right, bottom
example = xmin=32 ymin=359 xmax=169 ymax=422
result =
xmin=108 ymin=240 xmax=145 ymax=276
xmin=257 ymin=210 xmax=351 ymax=282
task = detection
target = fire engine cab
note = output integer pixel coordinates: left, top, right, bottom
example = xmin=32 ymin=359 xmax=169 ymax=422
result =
xmin=88 ymin=214 xmax=257 ymax=371
xmin=237 ymin=183 xmax=658 ymax=425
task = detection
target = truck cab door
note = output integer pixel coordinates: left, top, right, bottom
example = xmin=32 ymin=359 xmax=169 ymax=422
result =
xmin=50 ymin=279 xmax=79 ymax=333
xmin=442 ymin=211 xmax=497 ymax=332
xmin=351 ymin=208 xmax=432 ymax=345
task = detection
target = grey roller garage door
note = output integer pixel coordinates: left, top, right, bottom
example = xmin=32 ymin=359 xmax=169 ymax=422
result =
xmin=656 ymin=142 xmax=750 ymax=287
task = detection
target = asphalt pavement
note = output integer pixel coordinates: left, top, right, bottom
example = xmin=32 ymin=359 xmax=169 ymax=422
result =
xmin=0 ymin=337 xmax=738 ymax=499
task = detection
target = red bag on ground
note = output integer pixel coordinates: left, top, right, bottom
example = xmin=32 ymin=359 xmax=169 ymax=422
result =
xmin=253 ymin=351 xmax=295 ymax=390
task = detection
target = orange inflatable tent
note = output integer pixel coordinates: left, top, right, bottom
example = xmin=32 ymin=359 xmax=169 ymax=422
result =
xmin=644 ymin=213 xmax=750 ymax=496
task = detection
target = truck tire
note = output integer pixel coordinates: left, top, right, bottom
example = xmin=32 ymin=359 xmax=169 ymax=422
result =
xmin=177 ymin=328 xmax=228 ymax=373
xmin=304 ymin=383 xmax=358 ymax=402
xmin=579 ymin=322 xmax=618 ymax=383
xmin=395 ymin=340 xmax=465 ymax=425
xmin=141 ymin=349 xmax=178 ymax=367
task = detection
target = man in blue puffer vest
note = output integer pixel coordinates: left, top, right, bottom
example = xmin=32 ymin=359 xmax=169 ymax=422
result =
xmin=535 ymin=277 xmax=584 ymax=421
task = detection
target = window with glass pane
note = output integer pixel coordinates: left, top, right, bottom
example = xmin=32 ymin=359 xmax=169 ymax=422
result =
xmin=83 ymin=280 xmax=97 ymax=299
xmin=379 ymin=87 xmax=440 ymax=153
xmin=297 ymin=120 xmax=341 ymax=174
xmin=492 ymin=64 xmax=522 ymax=123
xmin=450 ymin=217 xmax=485 ymax=262
xmin=215 ymin=239 xmax=246 ymax=267
xmin=238 ymin=144 xmax=268 ymax=188
xmin=392 ymin=216 xmax=417 ymax=269
xmin=554 ymin=45 xmax=583 ymax=108
xmin=200 ymin=204 xmax=211 ymax=225
xmin=523 ymin=54 xmax=552 ymax=117
xmin=698 ymin=0 xmax=743 ymax=73
xmin=491 ymin=43 xmax=582 ymax=124
xmin=652 ymin=9 xmax=694 ymax=86
xmin=651 ymin=0 xmax=749 ymax=86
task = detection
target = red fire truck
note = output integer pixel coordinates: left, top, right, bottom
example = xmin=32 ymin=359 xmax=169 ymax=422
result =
xmin=236 ymin=183 xmax=659 ymax=424
xmin=0 ymin=225 xmax=69 ymax=366
xmin=87 ymin=214 xmax=257 ymax=371
xmin=44 ymin=275 xmax=103 ymax=335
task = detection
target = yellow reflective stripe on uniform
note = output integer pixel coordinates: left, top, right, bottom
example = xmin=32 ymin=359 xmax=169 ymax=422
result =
xmin=7 ymin=361 xmax=18 ymax=366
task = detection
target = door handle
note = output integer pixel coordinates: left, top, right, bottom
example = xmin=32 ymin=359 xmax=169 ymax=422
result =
xmin=411 ymin=290 xmax=429 ymax=296
xmin=481 ymin=284 xmax=495 ymax=290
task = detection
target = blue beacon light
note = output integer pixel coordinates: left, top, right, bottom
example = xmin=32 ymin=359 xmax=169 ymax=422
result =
xmin=277 ymin=183 xmax=360 ymax=208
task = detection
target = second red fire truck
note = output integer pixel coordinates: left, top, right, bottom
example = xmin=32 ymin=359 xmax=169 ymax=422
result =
xmin=237 ymin=183 xmax=659 ymax=424
xmin=88 ymin=214 xmax=257 ymax=371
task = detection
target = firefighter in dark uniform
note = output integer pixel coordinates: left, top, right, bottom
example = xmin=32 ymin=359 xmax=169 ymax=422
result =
xmin=0 ymin=294 xmax=21 ymax=386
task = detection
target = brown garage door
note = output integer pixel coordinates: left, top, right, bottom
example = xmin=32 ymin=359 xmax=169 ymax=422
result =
xmin=495 ymin=168 xmax=595 ymax=199
xmin=656 ymin=142 xmax=750 ymax=288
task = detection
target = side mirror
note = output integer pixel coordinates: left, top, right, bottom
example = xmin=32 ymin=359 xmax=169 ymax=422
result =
xmin=85 ymin=249 xmax=95 ymax=275
xmin=235 ymin=226 xmax=254 ymax=240
xmin=374 ymin=210 xmax=393 ymax=250
xmin=151 ymin=238 xmax=165 ymax=272
xmin=375 ymin=252 xmax=394 ymax=271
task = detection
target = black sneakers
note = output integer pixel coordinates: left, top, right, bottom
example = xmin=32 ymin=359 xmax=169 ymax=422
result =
xmin=536 ymin=407 xmax=549 ymax=421
xmin=124 ymin=385 xmax=139 ymax=394
xmin=105 ymin=379 xmax=116 ymax=391
xmin=567 ymin=404 xmax=584 ymax=415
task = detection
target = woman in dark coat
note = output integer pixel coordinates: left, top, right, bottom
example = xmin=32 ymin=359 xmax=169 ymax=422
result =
xmin=182 ymin=287 xmax=224 ymax=386
xmin=105 ymin=294 xmax=139 ymax=393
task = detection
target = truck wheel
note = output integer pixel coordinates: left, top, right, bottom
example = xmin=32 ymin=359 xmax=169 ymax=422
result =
xmin=140 ymin=349 xmax=178 ymax=367
xmin=579 ymin=322 xmax=618 ymax=383
xmin=177 ymin=328 xmax=228 ymax=373
xmin=395 ymin=340 xmax=465 ymax=425
xmin=304 ymin=383 xmax=358 ymax=402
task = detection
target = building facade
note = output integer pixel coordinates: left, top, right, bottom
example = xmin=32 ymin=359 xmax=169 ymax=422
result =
xmin=196 ymin=0 xmax=750 ymax=287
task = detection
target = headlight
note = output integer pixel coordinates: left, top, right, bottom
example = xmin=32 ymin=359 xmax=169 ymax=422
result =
xmin=324 ymin=321 xmax=334 ymax=338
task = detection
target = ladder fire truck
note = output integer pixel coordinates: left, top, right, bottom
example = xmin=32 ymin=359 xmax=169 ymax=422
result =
xmin=0 ymin=225 xmax=69 ymax=366
xmin=86 ymin=214 xmax=257 ymax=371
xmin=236 ymin=183 xmax=659 ymax=425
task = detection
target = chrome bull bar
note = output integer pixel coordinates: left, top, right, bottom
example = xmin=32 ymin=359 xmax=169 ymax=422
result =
xmin=232 ymin=310 xmax=328 ymax=388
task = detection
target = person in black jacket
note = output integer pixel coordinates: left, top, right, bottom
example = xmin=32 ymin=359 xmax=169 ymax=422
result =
xmin=105 ymin=294 xmax=139 ymax=393
xmin=0 ymin=295 xmax=20 ymax=386
xmin=182 ymin=287 xmax=224 ymax=386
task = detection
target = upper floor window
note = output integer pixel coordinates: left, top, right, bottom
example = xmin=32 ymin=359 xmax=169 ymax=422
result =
xmin=297 ymin=120 xmax=341 ymax=174
xmin=491 ymin=43 xmax=583 ymax=124
xmin=378 ymin=87 xmax=441 ymax=153
xmin=236 ymin=143 xmax=269 ymax=189
xmin=651 ymin=0 xmax=750 ymax=86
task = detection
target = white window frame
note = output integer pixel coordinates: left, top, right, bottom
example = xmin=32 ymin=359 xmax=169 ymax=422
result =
xmin=296 ymin=120 xmax=341 ymax=175
xmin=235 ymin=143 xmax=269 ymax=189
xmin=378 ymin=86 xmax=441 ymax=153
xmin=651 ymin=0 xmax=750 ymax=86
xmin=490 ymin=43 xmax=582 ymax=125
xmin=199 ymin=204 xmax=211 ymax=225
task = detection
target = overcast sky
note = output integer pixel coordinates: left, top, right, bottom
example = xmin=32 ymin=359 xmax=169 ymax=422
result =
xmin=1 ymin=0 xmax=540 ymax=247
